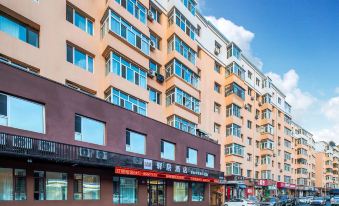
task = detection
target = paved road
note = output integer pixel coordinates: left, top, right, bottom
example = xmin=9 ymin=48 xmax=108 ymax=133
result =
xmin=297 ymin=202 xmax=332 ymax=206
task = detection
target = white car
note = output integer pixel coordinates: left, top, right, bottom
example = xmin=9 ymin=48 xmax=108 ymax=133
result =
xmin=331 ymin=196 xmax=339 ymax=205
xmin=298 ymin=197 xmax=309 ymax=204
xmin=224 ymin=198 xmax=259 ymax=206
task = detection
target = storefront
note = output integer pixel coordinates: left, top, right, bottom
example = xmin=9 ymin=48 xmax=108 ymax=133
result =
xmin=244 ymin=178 xmax=255 ymax=198
xmin=277 ymin=182 xmax=296 ymax=196
xmin=255 ymin=179 xmax=277 ymax=198
xmin=225 ymin=175 xmax=246 ymax=200
xmin=296 ymin=186 xmax=316 ymax=197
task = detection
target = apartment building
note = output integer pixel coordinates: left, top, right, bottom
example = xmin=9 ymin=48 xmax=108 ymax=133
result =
xmin=315 ymin=142 xmax=339 ymax=195
xmin=0 ymin=0 xmax=337 ymax=203
xmin=292 ymin=122 xmax=316 ymax=196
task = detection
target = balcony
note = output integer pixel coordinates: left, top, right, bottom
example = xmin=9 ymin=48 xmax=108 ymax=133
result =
xmin=0 ymin=132 xmax=222 ymax=179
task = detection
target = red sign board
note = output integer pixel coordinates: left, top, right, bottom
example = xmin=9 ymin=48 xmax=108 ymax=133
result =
xmin=256 ymin=179 xmax=275 ymax=186
xmin=115 ymin=167 xmax=219 ymax=183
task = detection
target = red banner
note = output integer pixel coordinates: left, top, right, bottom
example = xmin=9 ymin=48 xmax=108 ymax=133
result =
xmin=115 ymin=167 xmax=219 ymax=183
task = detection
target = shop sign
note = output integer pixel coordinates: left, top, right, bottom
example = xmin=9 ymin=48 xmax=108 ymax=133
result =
xmin=256 ymin=179 xmax=274 ymax=186
xmin=225 ymin=175 xmax=245 ymax=181
xmin=115 ymin=166 xmax=219 ymax=183
xmin=143 ymin=159 xmax=153 ymax=170
xmin=277 ymin=182 xmax=296 ymax=189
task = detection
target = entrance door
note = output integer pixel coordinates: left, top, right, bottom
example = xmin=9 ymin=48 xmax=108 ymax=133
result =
xmin=148 ymin=179 xmax=166 ymax=206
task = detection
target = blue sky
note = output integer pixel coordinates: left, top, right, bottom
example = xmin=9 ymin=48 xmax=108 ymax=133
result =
xmin=200 ymin=0 xmax=339 ymax=143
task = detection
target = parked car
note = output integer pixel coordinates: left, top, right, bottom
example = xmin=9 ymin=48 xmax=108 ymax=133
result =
xmin=278 ymin=195 xmax=290 ymax=206
xmin=224 ymin=198 xmax=258 ymax=206
xmin=331 ymin=196 xmax=339 ymax=205
xmin=310 ymin=197 xmax=326 ymax=205
xmin=260 ymin=197 xmax=281 ymax=206
xmin=307 ymin=196 xmax=315 ymax=203
xmin=297 ymin=197 xmax=310 ymax=204
xmin=248 ymin=196 xmax=260 ymax=206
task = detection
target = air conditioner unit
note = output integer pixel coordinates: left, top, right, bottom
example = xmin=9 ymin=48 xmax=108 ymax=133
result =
xmin=79 ymin=148 xmax=92 ymax=158
xmin=148 ymin=69 xmax=156 ymax=78
xmin=0 ymin=133 xmax=5 ymax=145
xmin=38 ymin=140 xmax=56 ymax=153
xmin=259 ymin=103 xmax=262 ymax=106
xmin=150 ymin=40 xmax=156 ymax=50
xmin=156 ymin=73 xmax=164 ymax=83
xmin=147 ymin=10 xmax=154 ymax=21
xmin=251 ymin=96 xmax=255 ymax=101
xmin=255 ymin=115 xmax=259 ymax=120
xmin=240 ymin=116 xmax=243 ymax=119
xmin=96 ymin=150 xmax=108 ymax=160
xmin=214 ymin=47 xmax=220 ymax=55
xmin=12 ymin=136 xmax=32 ymax=149
xmin=244 ymin=104 xmax=249 ymax=110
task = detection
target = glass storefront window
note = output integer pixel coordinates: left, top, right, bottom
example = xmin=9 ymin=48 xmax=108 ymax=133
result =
xmin=173 ymin=182 xmax=188 ymax=202
xmin=46 ymin=172 xmax=67 ymax=200
xmin=0 ymin=168 xmax=13 ymax=200
xmin=192 ymin=183 xmax=204 ymax=202
xmin=74 ymin=174 xmax=100 ymax=200
xmin=113 ymin=177 xmax=138 ymax=204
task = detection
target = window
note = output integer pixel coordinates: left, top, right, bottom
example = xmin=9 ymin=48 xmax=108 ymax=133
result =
xmin=75 ymin=115 xmax=105 ymax=145
xmin=225 ymin=83 xmax=245 ymax=100
xmin=66 ymin=4 xmax=93 ymax=35
xmin=247 ymin=87 xmax=252 ymax=96
xmin=214 ymin=82 xmax=221 ymax=93
xmin=168 ymin=35 xmax=196 ymax=64
xmin=214 ymin=102 xmax=221 ymax=114
xmin=260 ymin=140 xmax=274 ymax=150
xmin=262 ymin=94 xmax=272 ymax=104
xmin=104 ymin=10 xmax=150 ymax=55
xmin=105 ymin=88 xmax=147 ymax=116
xmin=168 ymin=8 xmax=196 ymax=40
xmin=174 ymin=182 xmax=188 ymax=202
xmin=248 ymin=71 xmax=252 ymax=79
xmin=226 ymin=62 xmax=245 ymax=80
xmin=284 ymin=163 xmax=291 ymax=172
xmin=34 ymin=171 xmax=67 ymax=200
xmin=186 ymin=148 xmax=197 ymax=165
xmin=226 ymin=162 xmax=241 ymax=175
xmin=126 ymin=130 xmax=146 ymax=155
xmin=113 ymin=177 xmax=137 ymax=204
xmin=0 ymin=168 xmax=26 ymax=200
xmin=66 ymin=43 xmax=94 ymax=72
xmin=167 ymin=115 xmax=196 ymax=135
xmin=256 ymin=78 xmax=260 ymax=86
xmin=74 ymin=174 xmax=100 ymax=200
xmin=284 ymin=152 xmax=292 ymax=161
xmin=247 ymin=137 xmax=252 ymax=145
xmin=180 ymin=0 xmax=196 ymax=15
xmin=115 ymin=0 xmax=146 ymax=24
xmin=214 ymin=62 xmax=221 ymax=73
xmin=0 ymin=93 xmax=45 ymax=133
xmin=192 ymin=183 xmax=204 ymax=201
xmin=247 ymin=120 xmax=252 ymax=129
xmin=226 ymin=124 xmax=241 ymax=138
xmin=261 ymin=124 xmax=274 ymax=135
xmin=166 ymin=87 xmax=200 ymax=113
xmin=106 ymin=52 xmax=147 ymax=88
xmin=0 ymin=13 xmax=39 ymax=47
xmin=214 ymin=41 xmax=221 ymax=55
xmin=246 ymin=104 xmax=252 ymax=112
xmin=165 ymin=59 xmax=200 ymax=88
xmin=150 ymin=5 xmax=160 ymax=23
xmin=150 ymin=33 xmax=160 ymax=49
xmin=284 ymin=127 xmax=292 ymax=136
xmin=261 ymin=170 xmax=271 ymax=179
xmin=148 ymin=87 xmax=161 ymax=105
xmin=262 ymin=109 xmax=272 ymax=119
xmin=226 ymin=104 xmax=241 ymax=118
xmin=161 ymin=140 xmax=175 ymax=160
xmin=226 ymin=43 xmax=241 ymax=59
xmin=225 ymin=144 xmax=244 ymax=156
xmin=214 ymin=123 xmax=220 ymax=134
xmin=206 ymin=154 xmax=215 ymax=168
xmin=149 ymin=60 xmax=159 ymax=73
xmin=261 ymin=155 xmax=271 ymax=165
xmin=278 ymin=97 xmax=281 ymax=104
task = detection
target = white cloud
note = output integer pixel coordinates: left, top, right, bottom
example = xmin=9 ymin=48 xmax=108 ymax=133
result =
xmin=322 ymin=96 xmax=339 ymax=122
xmin=313 ymin=123 xmax=339 ymax=143
xmin=266 ymin=69 xmax=316 ymax=113
xmin=205 ymin=16 xmax=263 ymax=69
xmin=335 ymin=87 xmax=339 ymax=94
